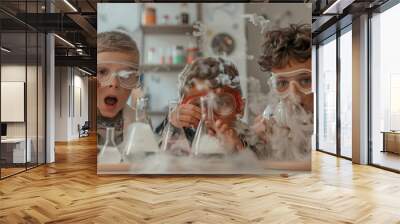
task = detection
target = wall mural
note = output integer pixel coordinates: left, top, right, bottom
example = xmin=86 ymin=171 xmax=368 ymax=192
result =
xmin=96 ymin=3 xmax=312 ymax=174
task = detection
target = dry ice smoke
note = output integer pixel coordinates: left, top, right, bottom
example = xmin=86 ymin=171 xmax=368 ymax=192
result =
xmin=243 ymin=14 xmax=271 ymax=34
xmin=126 ymin=149 xmax=265 ymax=174
xmin=104 ymin=120 xmax=273 ymax=174
xmin=247 ymin=76 xmax=272 ymax=116
xmin=252 ymin=89 xmax=313 ymax=161
xmin=193 ymin=22 xmax=207 ymax=37
xmin=177 ymin=57 xmax=242 ymax=97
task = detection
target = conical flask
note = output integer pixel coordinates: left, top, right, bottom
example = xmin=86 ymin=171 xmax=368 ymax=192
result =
xmin=192 ymin=95 xmax=227 ymax=158
xmin=160 ymin=100 xmax=191 ymax=156
xmin=98 ymin=127 xmax=122 ymax=164
xmin=124 ymin=97 xmax=159 ymax=161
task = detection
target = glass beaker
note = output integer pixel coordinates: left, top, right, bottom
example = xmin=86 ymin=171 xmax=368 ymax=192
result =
xmin=160 ymin=100 xmax=191 ymax=156
xmin=124 ymin=97 xmax=159 ymax=161
xmin=192 ymin=95 xmax=227 ymax=158
xmin=98 ymin=127 xmax=122 ymax=164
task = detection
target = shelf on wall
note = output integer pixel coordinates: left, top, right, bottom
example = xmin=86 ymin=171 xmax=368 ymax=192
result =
xmin=140 ymin=25 xmax=194 ymax=35
xmin=141 ymin=64 xmax=186 ymax=72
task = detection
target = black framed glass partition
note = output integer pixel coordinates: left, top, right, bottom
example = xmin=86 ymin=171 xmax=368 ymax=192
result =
xmin=317 ymin=34 xmax=337 ymax=155
xmin=339 ymin=25 xmax=352 ymax=159
xmin=0 ymin=0 xmax=46 ymax=179
xmin=370 ymin=2 xmax=400 ymax=172
xmin=315 ymin=24 xmax=353 ymax=160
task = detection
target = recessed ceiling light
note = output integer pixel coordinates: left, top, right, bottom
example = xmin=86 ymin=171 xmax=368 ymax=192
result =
xmin=323 ymin=0 xmax=354 ymax=15
xmin=1 ymin=47 xmax=11 ymax=53
xmin=78 ymin=67 xmax=92 ymax=76
xmin=63 ymin=0 xmax=78 ymax=12
xmin=54 ymin=34 xmax=75 ymax=48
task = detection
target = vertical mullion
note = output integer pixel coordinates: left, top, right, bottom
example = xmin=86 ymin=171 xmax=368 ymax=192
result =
xmin=44 ymin=0 xmax=47 ymax=164
xmin=336 ymin=28 xmax=341 ymax=157
xmin=25 ymin=0 xmax=28 ymax=171
xmin=316 ymin=45 xmax=320 ymax=151
xmin=367 ymin=11 xmax=373 ymax=165
xmin=36 ymin=0 xmax=39 ymax=167
xmin=0 ymin=23 xmax=2 ymax=179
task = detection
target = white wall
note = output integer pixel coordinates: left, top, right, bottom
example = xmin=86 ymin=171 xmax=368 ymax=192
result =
xmin=55 ymin=67 xmax=89 ymax=141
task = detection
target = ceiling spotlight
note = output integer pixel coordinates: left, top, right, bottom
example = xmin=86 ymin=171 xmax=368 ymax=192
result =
xmin=63 ymin=0 xmax=78 ymax=12
xmin=1 ymin=47 xmax=11 ymax=53
xmin=78 ymin=67 xmax=92 ymax=76
xmin=54 ymin=34 xmax=75 ymax=48
xmin=323 ymin=0 xmax=354 ymax=15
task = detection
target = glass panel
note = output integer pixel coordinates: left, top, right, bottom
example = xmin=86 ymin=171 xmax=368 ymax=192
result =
xmin=312 ymin=45 xmax=317 ymax=151
xmin=27 ymin=31 xmax=38 ymax=169
xmin=38 ymin=32 xmax=45 ymax=165
xmin=371 ymin=4 xmax=400 ymax=171
xmin=317 ymin=36 xmax=337 ymax=154
xmin=339 ymin=29 xmax=352 ymax=158
xmin=1 ymin=30 xmax=27 ymax=177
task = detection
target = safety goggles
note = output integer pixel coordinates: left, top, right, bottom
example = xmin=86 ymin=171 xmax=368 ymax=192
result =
xmin=97 ymin=60 xmax=141 ymax=90
xmin=181 ymin=87 xmax=243 ymax=118
xmin=270 ymin=68 xmax=312 ymax=96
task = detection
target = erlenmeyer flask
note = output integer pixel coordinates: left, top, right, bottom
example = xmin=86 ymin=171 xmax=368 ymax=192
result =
xmin=124 ymin=97 xmax=159 ymax=161
xmin=160 ymin=100 xmax=191 ymax=156
xmin=98 ymin=127 xmax=122 ymax=164
xmin=192 ymin=95 xmax=227 ymax=158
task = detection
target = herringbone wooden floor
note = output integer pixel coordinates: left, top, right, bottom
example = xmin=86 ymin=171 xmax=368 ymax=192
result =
xmin=1 ymin=136 xmax=400 ymax=224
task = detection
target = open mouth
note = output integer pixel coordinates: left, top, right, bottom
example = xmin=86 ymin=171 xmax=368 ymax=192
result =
xmin=104 ymin=96 xmax=118 ymax=106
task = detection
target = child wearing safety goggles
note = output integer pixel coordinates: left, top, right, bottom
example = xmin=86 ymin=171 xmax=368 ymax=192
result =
xmin=250 ymin=24 xmax=313 ymax=162
xmin=97 ymin=31 xmax=141 ymax=146
xmin=156 ymin=57 xmax=248 ymax=153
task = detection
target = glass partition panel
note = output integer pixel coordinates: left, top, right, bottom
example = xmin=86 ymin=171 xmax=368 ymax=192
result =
xmin=371 ymin=4 xmax=400 ymax=171
xmin=27 ymin=31 xmax=38 ymax=169
xmin=339 ymin=28 xmax=352 ymax=158
xmin=1 ymin=31 xmax=27 ymax=177
xmin=38 ymin=32 xmax=45 ymax=165
xmin=317 ymin=36 xmax=337 ymax=154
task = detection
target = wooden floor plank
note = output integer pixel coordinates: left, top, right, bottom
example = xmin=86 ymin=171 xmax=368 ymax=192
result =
xmin=0 ymin=135 xmax=399 ymax=223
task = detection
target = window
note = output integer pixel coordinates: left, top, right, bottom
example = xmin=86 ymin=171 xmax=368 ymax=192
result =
xmin=370 ymin=3 xmax=400 ymax=171
xmin=317 ymin=36 xmax=337 ymax=154
xmin=0 ymin=1 xmax=47 ymax=179
xmin=339 ymin=27 xmax=352 ymax=158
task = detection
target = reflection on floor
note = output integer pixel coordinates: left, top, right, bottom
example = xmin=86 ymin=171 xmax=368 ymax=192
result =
xmin=0 ymin=163 xmax=43 ymax=179
xmin=0 ymin=136 xmax=400 ymax=223
xmin=373 ymin=150 xmax=400 ymax=171
xmin=0 ymin=167 xmax=25 ymax=178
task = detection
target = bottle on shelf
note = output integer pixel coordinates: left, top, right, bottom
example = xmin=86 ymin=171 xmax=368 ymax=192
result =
xmin=142 ymin=5 xmax=156 ymax=26
xmin=186 ymin=47 xmax=199 ymax=64
xmin=162 ymin=14 xmax=170 ymax=25
xmin=147 ymin=47 xmax=156 ymax=64
xmin=166 ymin=47 xmax=173 ymax=65
xmin=160 ymin=47 xmax=165 ymax=65
xmin=180 ymin=3 xmax=189 ymax=25
xmin=173 ymin=45 xmax=185 ymax=65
